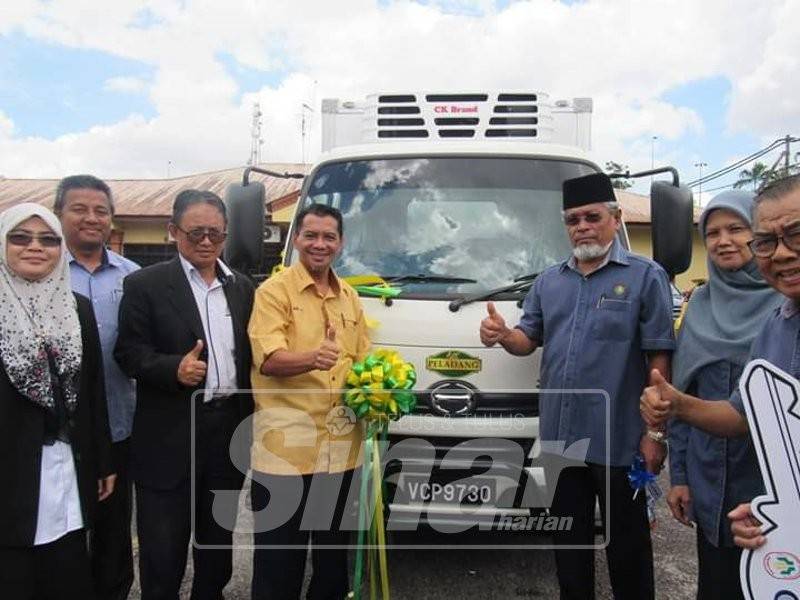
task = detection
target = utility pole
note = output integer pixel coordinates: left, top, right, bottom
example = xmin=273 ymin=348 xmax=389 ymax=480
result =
xmin=694 ymin=162 xmax=707 ymax=207
xmin=248 ymin=102 xmax=263 ymax=166
xmin=650 ymin=136 xmax=658 ymax=182
xmin=301 ymin=103 xmax=314 ymax=164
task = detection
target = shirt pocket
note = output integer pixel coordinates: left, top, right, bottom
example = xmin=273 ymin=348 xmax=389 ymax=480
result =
xmin=336 ymin=308 xmax=360 ymax=358
xmin=94 ymin=284 xmax=125 ymax=339
xmin=591 ymin=297 xmax=635 ymax=342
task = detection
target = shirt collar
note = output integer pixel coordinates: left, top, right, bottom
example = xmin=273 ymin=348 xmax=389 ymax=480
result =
xmin=178 ymin=253 xmax=232 ymax=285
xmin=105 ymin=249 xmax=124 ymax=268
xmin=780 ymin=298 xmax=800 ymax=319
xmin=66 ymin=247 xmax=114 ymax=270
xmin=292 ymin=261 xmax=342 ymax=297
xmin=561 ymin=237 xmax=629 ymax=273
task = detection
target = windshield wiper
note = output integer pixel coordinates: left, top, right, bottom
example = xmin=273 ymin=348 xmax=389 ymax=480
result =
xmin=448 ymin=272 xmax=539 ymax=312
xmin=513 ymin=272 xmax=539 ymax=283
xmin=382 ymin=274 xmax=478 ymax=284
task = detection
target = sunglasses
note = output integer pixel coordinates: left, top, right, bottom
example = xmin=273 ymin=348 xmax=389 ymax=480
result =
xmin=6 ymin=232 xmax=62 ymax=248
xmin=563 ymin=212 xmax=605 ymax=227
xmin=174 ymin=225 xmax=227 ymax=244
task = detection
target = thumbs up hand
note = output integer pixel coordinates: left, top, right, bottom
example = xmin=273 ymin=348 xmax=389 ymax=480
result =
xmin=480 ymin=301 xmax=511 ymax=347
xmin=640 ymin=368 xmax=678 ymax=427
xmin=177 ymin=339 xmax=208 ymax=387
xmin=314 ymin=324 xmax=340 ymax=371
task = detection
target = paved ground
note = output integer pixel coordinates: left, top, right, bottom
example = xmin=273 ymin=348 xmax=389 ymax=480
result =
xmin=128 ymin=471 xmax=699 ymax=599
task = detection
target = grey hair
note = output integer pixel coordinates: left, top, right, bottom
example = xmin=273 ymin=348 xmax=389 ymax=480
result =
xmin=561 ymin=201 xmax=620 ymax=218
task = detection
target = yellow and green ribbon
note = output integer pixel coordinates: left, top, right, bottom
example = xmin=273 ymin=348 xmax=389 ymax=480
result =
xmin=344 ymin=275 xmax=402 ymax=304
xmin=344 ymin=349 xmax=416 ymax=421
xmin=345 ymin=349 xmax=416 ymax=600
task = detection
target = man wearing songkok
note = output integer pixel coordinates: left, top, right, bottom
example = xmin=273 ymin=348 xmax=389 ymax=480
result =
xmin=480 ymin=172 xmax=675 ymax=599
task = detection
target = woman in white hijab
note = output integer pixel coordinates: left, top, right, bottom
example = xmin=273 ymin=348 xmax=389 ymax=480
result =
xmin=0 ymin=202 xmax=114 ymax=599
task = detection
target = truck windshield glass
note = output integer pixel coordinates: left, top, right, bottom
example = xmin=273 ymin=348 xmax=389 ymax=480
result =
xmin=294 ymin=157 xmax=597 ymax=296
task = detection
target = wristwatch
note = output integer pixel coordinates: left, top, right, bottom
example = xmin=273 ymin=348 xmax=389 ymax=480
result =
xmin=646 ymin=428 xmax=668 ymax=444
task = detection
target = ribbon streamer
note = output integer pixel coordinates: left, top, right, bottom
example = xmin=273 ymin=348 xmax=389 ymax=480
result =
xmin=627 ymin=454 xmax=662 ymax=527
xmin=346 ymin=349 xmax=417 ymax=600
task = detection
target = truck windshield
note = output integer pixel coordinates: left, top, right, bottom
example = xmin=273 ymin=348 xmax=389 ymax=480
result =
xmin=293 ymin=156 xmax=597 ymax=296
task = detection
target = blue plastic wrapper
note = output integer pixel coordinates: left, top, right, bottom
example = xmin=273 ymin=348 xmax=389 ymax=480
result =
xmin=628 ymin=454 xmax=663 ymax=526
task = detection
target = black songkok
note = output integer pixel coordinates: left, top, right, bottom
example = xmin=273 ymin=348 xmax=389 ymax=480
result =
xmin=562 ymin=173 xmax=616 ymax=210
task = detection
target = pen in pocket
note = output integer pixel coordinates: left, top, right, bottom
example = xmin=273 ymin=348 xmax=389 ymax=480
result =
xmin=596 ymin=294 xmax=605 ymax=308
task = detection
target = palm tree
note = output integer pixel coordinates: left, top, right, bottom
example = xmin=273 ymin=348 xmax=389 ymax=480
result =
xmin=734 ymin=162 xmax=777 ymax=191
xmin=605 ymin=161 xmax=632 ymax=189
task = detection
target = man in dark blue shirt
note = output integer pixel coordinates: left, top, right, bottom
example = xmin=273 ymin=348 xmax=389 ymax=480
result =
xmin=481 ymin=172 xmax=674 ymax=600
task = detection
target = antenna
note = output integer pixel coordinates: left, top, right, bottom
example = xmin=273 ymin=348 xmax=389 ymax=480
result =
xmin=248 ymin=102 xmax=264 ymax=166
xmin=301 ymin=102 xmax=314 ymax=164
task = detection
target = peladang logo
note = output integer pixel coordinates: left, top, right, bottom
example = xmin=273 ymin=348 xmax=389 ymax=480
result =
xmin=325 ymin=405 xmax=357 ymax=435
xmin=763 ymin=552 xmax=800 ymax=580
xmin=425 ymin=350 xmax=482 ymax=377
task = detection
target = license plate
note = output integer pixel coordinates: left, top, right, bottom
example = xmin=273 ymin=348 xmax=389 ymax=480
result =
xmin=402 ymin=477 xmax=495 ymax=505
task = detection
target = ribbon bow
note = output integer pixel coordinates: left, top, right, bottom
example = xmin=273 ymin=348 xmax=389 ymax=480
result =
xmin=344 ymin=349 xmax=417 ymax=421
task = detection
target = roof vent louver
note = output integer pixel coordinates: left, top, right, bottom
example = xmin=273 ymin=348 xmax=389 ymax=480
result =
xmin=439 ymin=129 xmax=475 ymax=138
xmin=362 ymin=91 xmax=552 ymax=143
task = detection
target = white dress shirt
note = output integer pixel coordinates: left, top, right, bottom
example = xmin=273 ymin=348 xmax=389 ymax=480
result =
xmin=34 ymin=440 xmax=83 ymax=545
xmin=178 ymin=255 xmax=238 ymax=401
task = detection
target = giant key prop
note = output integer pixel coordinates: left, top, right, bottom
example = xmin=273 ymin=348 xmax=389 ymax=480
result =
xmin=739 ymin=360 xmax=800 ymax=599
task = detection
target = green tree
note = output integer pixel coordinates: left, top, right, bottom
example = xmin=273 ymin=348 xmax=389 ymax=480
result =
xmin=605 ymin=161 xmax=632 ymax=189
xmin=734 ymin=161 xmax=778 ymax=191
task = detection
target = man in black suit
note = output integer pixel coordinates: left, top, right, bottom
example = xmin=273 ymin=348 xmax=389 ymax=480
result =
xmin=115 ymin=190 xmax=254 ymax=600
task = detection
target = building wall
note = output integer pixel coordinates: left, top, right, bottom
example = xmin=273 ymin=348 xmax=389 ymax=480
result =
xmin=115 ymin=219 xmax=169 ymax=244
xmin=113 ymin=218 xmax=175 ymax=267
xmin=271 ymin=204 xmax=296 ymax=224
xmin=627 ymin=224 xmax=708 ymax=291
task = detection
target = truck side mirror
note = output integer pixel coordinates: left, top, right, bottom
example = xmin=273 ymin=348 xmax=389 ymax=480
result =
xmin=224 ymin=182 xmax=265 ymax=273
xmin=650 ymin=180 xmax=693 ymax=277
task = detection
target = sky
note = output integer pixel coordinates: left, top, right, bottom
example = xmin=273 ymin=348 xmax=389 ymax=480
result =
xmin=1 ymin=0 xmax=798 ymax=199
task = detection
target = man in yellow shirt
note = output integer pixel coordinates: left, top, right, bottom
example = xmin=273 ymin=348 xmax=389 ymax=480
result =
xmin=248 ymin=204 xmax=370 ymax=600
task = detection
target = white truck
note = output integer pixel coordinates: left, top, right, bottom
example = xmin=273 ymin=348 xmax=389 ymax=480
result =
xmin=224 ymin=91 xmax=692 ymax=533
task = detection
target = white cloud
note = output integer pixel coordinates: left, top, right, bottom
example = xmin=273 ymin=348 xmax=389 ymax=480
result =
xmin=0 ymin=111 xmax=14 ymax=139
xmin=104 ymin=76 xmax=149 ymax=94
xmin=0 ymin=0 xmax=39 ymax=35
xmin=727 ymin=0 xmax=800 ymax=136
xmin=0 ymin=0 xmax=795 ymax=179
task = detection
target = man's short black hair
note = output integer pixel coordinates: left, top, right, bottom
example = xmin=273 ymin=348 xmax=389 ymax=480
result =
xmin=54 ymin=174 xmax=114 ymax=215
xmin=171 ymin=189 xmax=227 ymax=225
xmin=293 ymin=204 xmax=343 ymax=237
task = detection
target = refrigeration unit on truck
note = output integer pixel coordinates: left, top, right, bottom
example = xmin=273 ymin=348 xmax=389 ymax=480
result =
xmin=223 ymin=91 xmax=693 ymax=533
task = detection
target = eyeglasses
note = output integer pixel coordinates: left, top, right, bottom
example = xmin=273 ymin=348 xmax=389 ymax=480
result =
xmin=174 ymin=225 xmax=227 ymax=244
xmin=747 ymin=225 xmax=800 ymax=258
xmin=563 ymin=212 xmax=605 ymax=227
xmin=6 ymin=232 xmax=62 ymax=248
